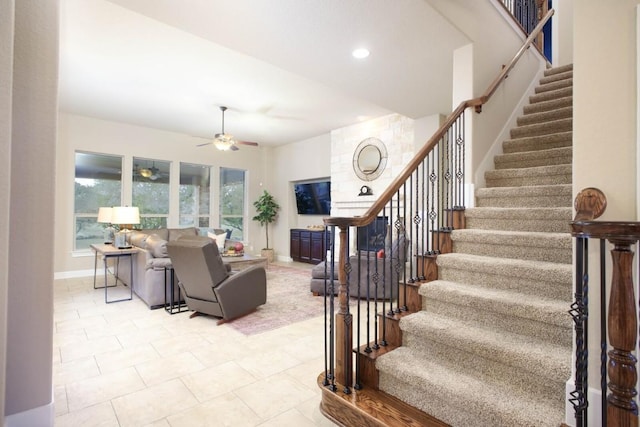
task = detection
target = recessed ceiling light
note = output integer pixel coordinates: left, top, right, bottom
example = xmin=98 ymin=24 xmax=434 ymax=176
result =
xmin=352 ymin=48 xmax=370 ymax=59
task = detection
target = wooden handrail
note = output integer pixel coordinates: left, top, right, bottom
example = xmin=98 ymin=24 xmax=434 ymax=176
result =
xmin=324 ymin=8 xmax=554 ymax=229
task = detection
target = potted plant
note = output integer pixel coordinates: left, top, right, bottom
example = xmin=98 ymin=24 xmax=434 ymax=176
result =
xmin=252 ymin=190 xmax=280 ymax=262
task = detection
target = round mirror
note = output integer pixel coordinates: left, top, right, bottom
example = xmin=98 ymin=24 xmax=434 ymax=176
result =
xmin=353 ymin=137 xmax=388 ymax=181
xmin=358 ymin=145 xmax=381 ymax=173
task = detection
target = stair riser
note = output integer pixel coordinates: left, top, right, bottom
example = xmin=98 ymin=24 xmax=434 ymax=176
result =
xmin=503 ymin=132 xmax=572 ymax=154
xmin=517 ymin=107 xmax=572 ymax=126
xmin=475 ymin=195 xmax=571 ymax=208
xmin=534 ymin=78 xmax=572 ymax=94
xmin=486 ymin=173 xmax=572 ymax=187
xmin=510 ymin=119 xmax=572 ymax=139
xmin=403 ymin=332 xmax=568 ymax=396
xmin=530 ymin=87 xmax=572 ymax=104
xmin=523 ymin=96 xmax=572 ymax=115
xmin=451 ymin=241 xmax=572 ymax=265
xmin=494 ymin=154 xmax=572 ymax=170
xmin=420 ymin=296 xmax=571 ymax=347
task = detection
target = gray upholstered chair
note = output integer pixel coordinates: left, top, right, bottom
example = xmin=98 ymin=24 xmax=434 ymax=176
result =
xmin=166 ymin=236 xmax=266 ymax=323
xmin=309 ymin=234 xmax=409 ymax=299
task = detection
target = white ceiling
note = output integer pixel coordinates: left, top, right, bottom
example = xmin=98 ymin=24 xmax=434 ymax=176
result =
xmin=58 ymin=0 xmax=470 ymax=147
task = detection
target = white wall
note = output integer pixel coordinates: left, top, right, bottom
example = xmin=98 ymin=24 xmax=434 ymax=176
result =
xmin=0 ymin=0 xmax=13 ymax=421
xmin=55 ymin=113 xmax=268 ymax=274
xmin=553 ymin=0 xmax=574 ymax=67
xmin=270 ymin=133 xmax=331 ymax=261
xmin=4 ymin=0 xmax=58 ymax=425
xmin=573 ymin=0 xmax=639 ymax=403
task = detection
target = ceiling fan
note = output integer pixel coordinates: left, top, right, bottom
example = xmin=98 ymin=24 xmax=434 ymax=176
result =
xmin=134 ymin=162 xmax=165 ymax=181
xmin=196 ymin=106 xmax=259 ymax=151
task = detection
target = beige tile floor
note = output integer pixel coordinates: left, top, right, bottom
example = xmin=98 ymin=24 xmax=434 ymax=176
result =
xmin=53 ymin=261 xmax=339 ymax=427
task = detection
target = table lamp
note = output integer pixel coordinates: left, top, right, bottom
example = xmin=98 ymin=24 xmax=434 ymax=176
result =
xmin=97 ymin=207 xmax=116 ymax=244
xmin=111 ymin=206 xmax=140 ymax=248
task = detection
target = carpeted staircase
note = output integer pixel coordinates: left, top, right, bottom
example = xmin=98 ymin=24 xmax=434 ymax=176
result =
xmin=376 ymin=64 xmax=574 ymax=426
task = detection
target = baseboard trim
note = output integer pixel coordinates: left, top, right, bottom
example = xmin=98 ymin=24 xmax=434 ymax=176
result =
xmin=5 ymin=398 xmax=54 ymax=427
xmin=54 ymin=269 xmax=94 ymax=280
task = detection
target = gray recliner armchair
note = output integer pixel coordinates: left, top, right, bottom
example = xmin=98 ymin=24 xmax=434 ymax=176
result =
xmin=166 ymin=237 xmax=267 ymax=323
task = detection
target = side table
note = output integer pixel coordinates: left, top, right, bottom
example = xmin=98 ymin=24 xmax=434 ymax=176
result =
xmin=164 ymin=266 xmax=188 ymax=314
xmin=90 ymin=244 xmax=138 ymax=304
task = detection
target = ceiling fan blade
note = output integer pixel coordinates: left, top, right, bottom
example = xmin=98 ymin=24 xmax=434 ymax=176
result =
xmin=237 ymin=140 xmax=259 ymax=147
xmin=196 ymin=141 xmax=213 ymax=147
xmin=230 ymin=144 xmax=240 ymax=151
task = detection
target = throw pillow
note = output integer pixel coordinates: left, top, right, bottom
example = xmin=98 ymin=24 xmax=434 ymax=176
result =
xmin=146 ymin=233 xmax=169 ymax=258
xmin=207 ymin=231 xmax=227 ymax=250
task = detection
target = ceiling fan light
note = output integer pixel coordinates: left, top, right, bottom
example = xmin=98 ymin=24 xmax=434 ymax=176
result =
xmin=139 ymin=168 xmax=153 ymax=178
xmin=213 ymin=133 xmax=236 ymax=151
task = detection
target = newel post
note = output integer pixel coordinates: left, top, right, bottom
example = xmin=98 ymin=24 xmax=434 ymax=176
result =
xmin=607 ymin=237 xmax=639 ymax=427
xmin=335 ymin=225 xmax=352 ymax=392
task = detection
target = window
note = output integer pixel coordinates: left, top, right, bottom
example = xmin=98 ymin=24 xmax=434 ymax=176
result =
xmin=74 ymin=152 xmax=122 ymax=250
xmin=132 ymin=158 xmax=170 ymax=229
xmin=179 ymin=162 xmax=211 ymax=227
xmin=220 ymin=168 xmax=246 ymax=240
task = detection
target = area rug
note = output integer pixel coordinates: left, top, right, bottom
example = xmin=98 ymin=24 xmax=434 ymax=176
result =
xmin=228 ymin=264 xmax=325 ymax=335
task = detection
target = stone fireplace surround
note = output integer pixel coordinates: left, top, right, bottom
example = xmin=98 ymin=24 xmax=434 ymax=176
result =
xmin=329 ymin=113 xmax=417 ymax=255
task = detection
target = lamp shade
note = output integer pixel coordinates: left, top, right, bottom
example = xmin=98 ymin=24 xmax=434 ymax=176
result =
xmin=110 ymin=206 xmax=140 ymax=225
xmin=97 ymin=207 xmax=113 ymax=223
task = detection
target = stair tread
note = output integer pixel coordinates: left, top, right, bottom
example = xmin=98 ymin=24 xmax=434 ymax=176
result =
xmin=465 ymin=206 xmax=572 ymax=219
xmin=544 ymin=63 xmax=573 ymax=76
xmin=486 ymin=163 xmax=572 ymax=178
xmin=438 ymin=251 xmax=572 ymax=275
xmin=539 ymin=70 xmax=572 ymax=85
xmin=476 ymin=183 xmax=572 ymax=196
xmin=494 ymin=146 xmax=572 ymax=167
xmin=510 ymin=117 xmax=572 ymax=138
xmin=529 ymin=86 xmax=572 ymax=104
xmin=517 ymin=107 xmax=573 ymax=125
xmin=419 ymin=279 xmax=571 ymax=327
xmin=523 ymin=96 xmax=572 ymax=114
xmin=377 ymin=347 xmax=565 ymax=427
xmin=535 ymin=78 xmax=572 ymax=93
xmin=397 ymin=311 xmax=571 ymax=379
xmin=449 ymin=230 xmax=572 ymax=266
xmin=503 ymin=131 xmax=572 ymax=153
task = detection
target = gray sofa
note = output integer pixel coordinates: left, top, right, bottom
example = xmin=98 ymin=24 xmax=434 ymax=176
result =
xmin=113 ymin=227 xmax=201 ymax=308
xmin=310 ymin=235 xmax=408 ymax=300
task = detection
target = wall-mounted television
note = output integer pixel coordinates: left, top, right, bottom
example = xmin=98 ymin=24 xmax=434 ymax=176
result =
xmin=294 ymin=181 xmax=331 ymax=215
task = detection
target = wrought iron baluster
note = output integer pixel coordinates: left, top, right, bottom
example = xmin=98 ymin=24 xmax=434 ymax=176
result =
xmin=429 ymin=147 xmax=437 ymax=253
xmin=600 ymin=239 xmax=607 ymax=427
xmin=569 ymin=236 xmax=589 ymax=427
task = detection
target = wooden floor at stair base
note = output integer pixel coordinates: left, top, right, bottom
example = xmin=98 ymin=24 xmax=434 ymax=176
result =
xmin=318 ymin=373 xmax=449 ymax=427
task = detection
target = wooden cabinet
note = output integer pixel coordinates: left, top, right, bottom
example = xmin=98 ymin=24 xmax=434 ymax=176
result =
xmin=290 ymin=229 xmax=327 ymax=264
